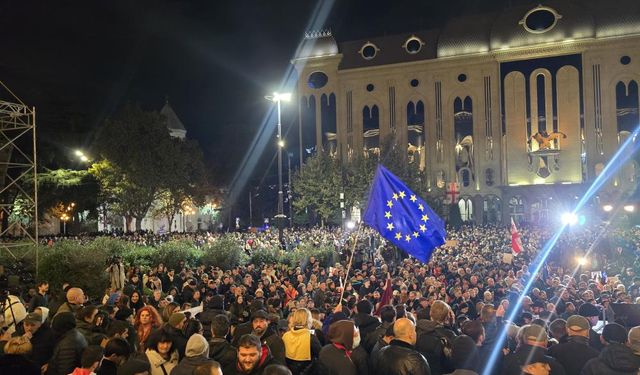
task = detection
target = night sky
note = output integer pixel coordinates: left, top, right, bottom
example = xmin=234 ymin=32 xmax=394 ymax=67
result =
xmin=0 ymin=0 xmax=518 ymax=211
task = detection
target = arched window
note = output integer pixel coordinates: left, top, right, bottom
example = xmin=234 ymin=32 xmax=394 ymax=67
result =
xmin=363 ymin=105 xmax=380 ymax=155
xmin=483 ymin=195 xmax=501 ymax=224
xmin=616 ymin=81 xmax=639 ymax=134
xmin=454 ymin=96 xmax=474 ymax=183
xmin=301 ymin=96 xmax=317 ymax=160
xmin=509 ymin=196 xmax=526 ymax=223
xmin=459 ymin=197 xmax=473 ymax=222
xmin=321 ymin=93 xmax=337 ymax=155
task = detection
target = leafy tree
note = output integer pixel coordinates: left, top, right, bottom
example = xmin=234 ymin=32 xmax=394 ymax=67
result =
xmin=343 ymin=154 xmax=376 ymax=211
xmin=292 ymin=153 xmax=342 ymax=226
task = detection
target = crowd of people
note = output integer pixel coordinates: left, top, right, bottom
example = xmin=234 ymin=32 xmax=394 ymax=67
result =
xmin=2 ymin=222 xmax=640 ymax=375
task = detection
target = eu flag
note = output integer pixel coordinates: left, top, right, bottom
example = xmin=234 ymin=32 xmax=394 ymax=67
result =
xmin=363 ymin=165 xmax=446 ymax=262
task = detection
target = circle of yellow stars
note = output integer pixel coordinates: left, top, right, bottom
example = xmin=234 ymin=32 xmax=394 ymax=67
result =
xmin=384 ymin=190 xmax=430 ymax=243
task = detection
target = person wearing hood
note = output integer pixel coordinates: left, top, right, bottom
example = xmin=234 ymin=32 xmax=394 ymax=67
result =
xmin=352 ymin=300 xmax=380 ymax=346
xmin=501 ymin=324 xmax=565 ymax=375
xmin=145 ymin=330 xmax=180 ymax=375
xmin=547 ymin=315 xmax=600 ymax=375
xmin=281 ymin=308 xmax=322 ymax=375
xmin=415 ymin=301 xmax=457 ymax=375
xmin=170 ymin=333 xmax=215 ymax=375
xmin=581 ymin=323 xmax=639 ymax=375
xmin=224 ymin=334 xmax=274 ymax=375
xmin=209 ymin=314 xmax=237 ymax=369
xmin=373 ymin=318 xmax=431 ymax=375
xmin=22 ymin=311 xmax=55 ymax=368
xmin=46 ymin=311 xmax=88 ymax=375
xmin=317 ymin=320 xmax=368 ymax=375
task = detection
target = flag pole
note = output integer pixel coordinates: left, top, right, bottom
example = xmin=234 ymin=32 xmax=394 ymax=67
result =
xmin=339 ymin=222 xmax=363 ymax=304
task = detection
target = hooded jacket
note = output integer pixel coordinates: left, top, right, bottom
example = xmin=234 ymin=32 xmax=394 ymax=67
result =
xmin=209 ymin=338 xmax=237 ymax=369
xmin=581 ymin=343 xmax=640 ymax=375
xmin=415 ymin=319 xmax=456 ymax=375
xmin=547 ymin=335 xmax=600 ymax=375
xmin=352 ymin=313 xmax=380 ymax=344
xmin=317 ymin=320 xmax=368 ymax=375
xmin=145 ymin=348 xmax=180 ymax=375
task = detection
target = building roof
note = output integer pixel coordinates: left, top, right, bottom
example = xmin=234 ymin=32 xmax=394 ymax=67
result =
xmin=160 ymin=100 xmax=186 ymax=132
xmin=324 ymin=0 xmax=640 ymax=69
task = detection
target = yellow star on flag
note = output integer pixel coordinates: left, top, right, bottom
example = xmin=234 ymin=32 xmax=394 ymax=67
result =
xmin=418 ymin=204 xmax=424 ymax=211
xmin=410 ymin=195 xmax=417 ymax=202
xmin=395 ymin=232 xmax=402 ymax=240
xmin=413 ymin=232 xmax=419 ymax=238
xmin=386 ymin=222 xmax=394 ymax=231
xmin=399 ymin=191 xmax=406 ymax=199
xmin=384 ymin=211 xmax=392 ymax=219
xmin=392 ymin=193 xmax=399 ymax=200
xmin=422 ymin=214 xmax=429 ymax=222
xmin=420 ymin=224 xmax=427 ymax=232
xmin=387 ymin=200 xmax=393 ymax=208
xmin=405 ymin=234 xmax=411 ymax=242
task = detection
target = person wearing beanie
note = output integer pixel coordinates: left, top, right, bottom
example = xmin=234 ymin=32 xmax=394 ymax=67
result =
xmin=169 ymin=334 xmax=215 ymax=375
xmin=245 ymin=310 xmax=286 ymax=365
xmin=547 ymin=315 xmax=600 ymax=375
xmin=22 ymin=311 xmax=55 ymax=368
xmin=47 ymin=312 xmax=88 ymax=375
xmin=317 ymin=320 xmax=368 ymax=375
xmin=501 ymin=324 xmax=565 ymax=375
xmin=581 ymin=323 xmax=638 ymax=375
xmin=578 ymin=302 xmax=603 ymax=351
xmin=162 ymin=312 xmax=188 ymax=360
xmin=449 ymin=335 xmax=479 ymax=375
xmin=353 ymin=299 xmax=380 ymax=346
xmin=117 ymin=358 xmax=151 ymax=375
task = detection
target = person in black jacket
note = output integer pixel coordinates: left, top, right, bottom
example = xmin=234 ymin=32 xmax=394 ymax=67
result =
xmin=363 ymin=304 xmax=395 ymax=354
xmin=163 ymin=312 xmax=188 ymax=360
xmin=547 ymin=316 xmax=600 ymax=375
xmin=0 ymin=336 xmax=41 ymax=375
xmin=46 ymin=312 xmax=88 ymax=375
xmin=373 ymin=318 xmax=431 ymax=375
xmin=581 ymin=323 xmax=639 ymax=375
xmin=209 ymin=314 xmax=237 ymax=369
xmin=223 ymin=334 xmax=275 ymax=375
xmin=23 ymin=312 xmax=55 ymax=368
xmin=415 ymin=301 xmax=456 ymax=375
xmin=317 ymin=320 xmax=368 ymax=375
xmin=501 ymin=324 xmax=566 ymax=375
xmin=353 ymin=300 xmax=380 ymax=349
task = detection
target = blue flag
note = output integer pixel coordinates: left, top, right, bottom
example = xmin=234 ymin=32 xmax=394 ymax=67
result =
xmin=363 ymin=165 xmax=446 ymax=262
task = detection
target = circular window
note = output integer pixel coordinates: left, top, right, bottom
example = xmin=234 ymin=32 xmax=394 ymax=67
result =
xmin=621 ymin=56 xmax=631 ymax=65
xmin=410 ymin=79 xmax=419 ymax=87
xmin=404 ymin=36 xmax=424 ymax=54
xmin=520 ymin=6 xmax=562 ymax=34
xmin=360 ymin=42 xmax=379 ymax=60
xmin=457 ymin=74 xmax=467 ymax=83
xmin=366 ymin=84 xmax=375 ymax=92
xmin=307 ymin=72 xmax=328 ymax=89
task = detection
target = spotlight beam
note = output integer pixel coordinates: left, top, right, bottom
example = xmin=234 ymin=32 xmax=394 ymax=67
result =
xmin=482 ymin=125 xmax=640 ymax=375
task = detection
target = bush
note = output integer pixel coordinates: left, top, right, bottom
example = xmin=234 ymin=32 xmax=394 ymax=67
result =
xmin=39 ymin=241 xmax=110 ymax=300
xmin=149 ymin=240 xmax=204 ymax=270
xmin=201 ymin=237 xmax=247 ymax=270
xmin=249 ymin=247 xmax=280 ymax=266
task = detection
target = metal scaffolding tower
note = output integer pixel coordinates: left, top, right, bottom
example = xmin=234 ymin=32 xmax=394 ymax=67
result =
xmin=0 ymin=82 xmax=38 ymax=276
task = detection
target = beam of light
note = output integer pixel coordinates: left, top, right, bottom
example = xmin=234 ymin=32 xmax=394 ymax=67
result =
xmin=483 ymin=124 xmax=640 ymax=375
xmin=561 ymin=212 xmax=578 ymax=225
xmin=225 ymin=0 xmax=336 ymax=212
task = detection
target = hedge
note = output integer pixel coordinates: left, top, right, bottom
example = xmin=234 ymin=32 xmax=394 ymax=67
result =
xmin=4 ymin=236 xmax=339 ymax=302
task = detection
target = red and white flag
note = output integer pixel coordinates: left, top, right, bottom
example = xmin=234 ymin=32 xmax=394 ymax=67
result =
xmin=511 ymin=217 xmax=523 ymax=255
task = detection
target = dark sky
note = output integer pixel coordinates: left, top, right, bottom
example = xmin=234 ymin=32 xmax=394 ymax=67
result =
xmin=0 ymin=0 xmax=517 ymax=190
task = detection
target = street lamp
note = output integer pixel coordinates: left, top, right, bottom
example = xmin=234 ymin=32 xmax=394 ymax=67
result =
xmin=60 ymin=213 xmax=69 ymax=235
xmin=265 ymin=92 xmax=292 ymax=241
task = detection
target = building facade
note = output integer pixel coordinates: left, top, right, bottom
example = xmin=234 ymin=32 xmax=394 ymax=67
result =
xmin=293 ymin=1 xmax=640 ymax=224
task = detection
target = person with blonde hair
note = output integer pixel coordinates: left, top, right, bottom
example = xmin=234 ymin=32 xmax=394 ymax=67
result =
xmin=281 ymin=308 xmax=321 ymax=375
xmin=0 ymin=336 xmax=40 ymax=375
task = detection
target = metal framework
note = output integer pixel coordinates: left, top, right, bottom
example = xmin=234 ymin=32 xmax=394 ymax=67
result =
xmin=0 ymin=84 xmax=38 ymax=276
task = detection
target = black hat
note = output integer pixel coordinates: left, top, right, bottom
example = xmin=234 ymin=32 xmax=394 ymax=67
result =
xmin=251 ymin=310 xmax=269 ymax=321
xmin=602 ymin=323 xmax=627 ymax=344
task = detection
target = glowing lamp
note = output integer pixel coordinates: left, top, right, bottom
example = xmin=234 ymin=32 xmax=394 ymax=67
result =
xmin=602 ymin=205 xmax=613 ymax=212
xmin=624 ymin=205 xmax=635 ymax=213
xmin=561 ymin=212 xmax=578 ymax=225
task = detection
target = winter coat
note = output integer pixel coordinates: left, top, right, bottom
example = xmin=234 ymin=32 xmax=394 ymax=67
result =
xmin=372 ymin=339 xmax=432 ymax=375
xmin=547 ymin=335 xmax=600 ymax=375
xmin=27 ymin=322 xmax=55 ymax=367
xmin=580 ymin=343 xmax=640 ymax=375
xmin=107 ymin=262 xmax=126 ymax=290
xmin=316 ymin=344 xmax=369 ymax=375
xmin=169 ymin=354 xmax=215 ymax=375
xmin=162 ymin=324 xmax=188 ymax=360
xmin=145 ymin=349 xmax=179 ymax=375
xmin=282 ymin=327 xmax=322 ymax=375
xmin=352 ymin=313 xmax=380 ymax=347
xmin=76 ymin=319 xmax=102 ymax=345
xmin=364 ymin=321 xmax=392 ymax=354
xmin=415 ymin=319 xmax=456 ymax=375
xmin=209 ymin=338 xmax=237 ymax=369
xmin=46 ymin=328 xmax=88 ymax=375
xmin=502 ymin=344 xmax=566 ymax=375
xmin=0 ymin=354 xmax=40 ymax=375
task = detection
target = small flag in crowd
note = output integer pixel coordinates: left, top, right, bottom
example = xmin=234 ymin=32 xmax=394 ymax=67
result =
xmin=363 ymin=165 xmax=446 ymax=262
xmin=375 ymin=276 xmax=393 ymax=316
xmin=511 ymin=217 xmax=523 ymax=255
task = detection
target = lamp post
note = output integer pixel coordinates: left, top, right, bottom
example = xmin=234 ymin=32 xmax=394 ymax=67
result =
xmin=265 ymin=92 xmax=291 ymax=244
